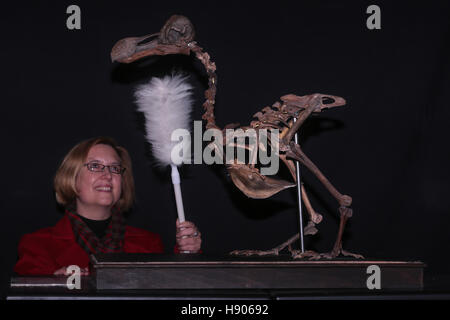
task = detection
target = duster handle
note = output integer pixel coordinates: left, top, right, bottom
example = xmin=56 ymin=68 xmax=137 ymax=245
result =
xmin=171 ymin=164 xmax=185 ymax=223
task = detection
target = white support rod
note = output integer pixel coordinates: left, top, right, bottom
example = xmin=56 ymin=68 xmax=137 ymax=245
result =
xmin=293 ymin=118 xmax=305 ymax=253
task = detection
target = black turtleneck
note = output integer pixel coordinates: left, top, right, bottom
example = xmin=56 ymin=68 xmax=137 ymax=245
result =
xmin=77 ymin=214 xmax=111 ymax=239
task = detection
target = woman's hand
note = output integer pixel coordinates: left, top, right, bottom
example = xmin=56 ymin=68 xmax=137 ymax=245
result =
xmin=53 ymin=266 xmax=89 ymax=276
xmin=176 ymin=219 xmax=202 ymax=253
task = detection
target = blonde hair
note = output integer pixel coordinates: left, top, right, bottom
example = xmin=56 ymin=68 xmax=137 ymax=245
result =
xmin=54 ymin=137 xmax=135 ymax=213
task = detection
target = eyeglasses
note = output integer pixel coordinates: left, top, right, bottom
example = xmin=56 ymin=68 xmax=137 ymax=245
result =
xmin=84 ymin=162 xmax=126 ymax=175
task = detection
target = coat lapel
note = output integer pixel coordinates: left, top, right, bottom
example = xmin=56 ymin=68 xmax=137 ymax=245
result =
xmin=51 ymin=214 xmax=90 ymax=268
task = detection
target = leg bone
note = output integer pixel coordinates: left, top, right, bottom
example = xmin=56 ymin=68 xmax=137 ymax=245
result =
xmin=286 ymin=142 xmax=352 ymax=207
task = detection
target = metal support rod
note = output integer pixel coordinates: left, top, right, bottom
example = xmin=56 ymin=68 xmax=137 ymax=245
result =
xmin=293 ymin=118 xmax=305 ymax=253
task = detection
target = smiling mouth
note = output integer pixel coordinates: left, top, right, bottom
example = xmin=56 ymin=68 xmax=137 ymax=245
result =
xmin=95 ymin=186 xmax=112 ymax=192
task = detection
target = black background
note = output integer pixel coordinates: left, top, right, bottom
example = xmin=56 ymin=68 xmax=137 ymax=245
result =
xmin=1 ymin=0 xmax=449 ymax=298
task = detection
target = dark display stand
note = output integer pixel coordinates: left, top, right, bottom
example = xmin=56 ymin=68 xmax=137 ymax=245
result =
xmin=90 ymin=254 xmax=424 ymax=290
xmin=8 ymin=254 xmax=444 ymax=301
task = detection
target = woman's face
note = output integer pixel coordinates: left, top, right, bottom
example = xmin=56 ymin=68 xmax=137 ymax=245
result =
xmin=75 ymin=144 xmax=122 ymax=214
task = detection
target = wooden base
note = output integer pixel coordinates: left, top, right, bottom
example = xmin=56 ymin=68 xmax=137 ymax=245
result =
xmin=90 ymin=253 xmax=425 ymax=290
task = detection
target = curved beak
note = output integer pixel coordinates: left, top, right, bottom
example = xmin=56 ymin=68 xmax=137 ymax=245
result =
xmin=111 ymin=15 xmax=195 ymax=63
xmin=111 ymin=32 xmax=191 ymax=63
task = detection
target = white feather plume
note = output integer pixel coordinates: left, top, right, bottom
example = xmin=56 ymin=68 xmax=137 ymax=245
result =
xmin=135 ymin=74 xmax=193 ymax=167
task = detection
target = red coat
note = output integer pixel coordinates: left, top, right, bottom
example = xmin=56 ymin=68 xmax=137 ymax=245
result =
xmin=14 ymin=214 xmax=172 ymax=275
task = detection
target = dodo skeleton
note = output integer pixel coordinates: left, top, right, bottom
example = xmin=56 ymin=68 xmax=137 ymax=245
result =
xmin=111 ymin=15 xmax=363 ymax=260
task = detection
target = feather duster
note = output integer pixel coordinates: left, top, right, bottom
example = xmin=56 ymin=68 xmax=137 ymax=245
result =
xmin=134 ymin=74 xmax=193 ymax=223
xmin=135 ymin=74 xmax=193 ymax=167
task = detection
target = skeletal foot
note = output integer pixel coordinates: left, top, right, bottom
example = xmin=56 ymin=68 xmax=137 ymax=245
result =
xmin=306 ymin=248 xmax=364 ymax=260
xmin=291 ymin=250 xmax=321 ymax=259
xmin=229 ymin=249 xmax=279 ymax=256
xmin=341 ymin=249 xmax=364 ymax=259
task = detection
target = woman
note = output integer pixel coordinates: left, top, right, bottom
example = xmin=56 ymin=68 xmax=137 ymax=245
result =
xmin=14 ymin=137 xmax=201 ymax=275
